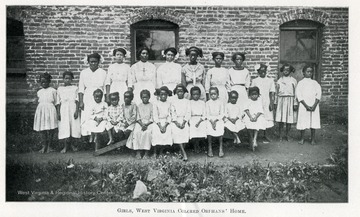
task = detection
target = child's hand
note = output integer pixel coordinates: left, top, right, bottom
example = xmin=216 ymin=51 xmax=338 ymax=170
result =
xmin=74 ymin=111 xmax=78 ymax=119
xmin=124 ymin=122 xmax=129 ymax=128
xmin=110 ymin=120 xmax=118 ymax=125
xmin=180 ymin=121 xmax=186 ymax=129
xmin=293 ymin=105 xmax=298 ymax=111
xmin=79 ymin=101 xmax=84 ymax=111
xmin=175 ymin=121 xmax=181 ymax=129
xmin=212 ymin=121 xmax=217 ymax=130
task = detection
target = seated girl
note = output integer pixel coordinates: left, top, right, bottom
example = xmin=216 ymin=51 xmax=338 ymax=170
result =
xmin=224 ymin=90 xmax=245 ymax=144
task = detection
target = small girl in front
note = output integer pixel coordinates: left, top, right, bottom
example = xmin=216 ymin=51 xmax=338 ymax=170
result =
xmin=152 ymin=86 xmax=173 ymax=158
xmin=56 ymin=71 xmax=81 ymax=153
xmin=296 ymin=65 xmax=322 ymax=145
xmin=244 ymin=87 xmax=266 ymax=151
xmin=275 ymin=63 xmax=298 ymax=141
xmin=171 ymin=84 xmax=191 ymax=161
xmin=86 ymin=89 xmax=107 ymax=151
xmin=126 ymin=89 xmax=153 ymax=159
xmin=189 ymin=86 xmax=207 ymax=153
xmin=105 ymin=92 xmax=123 ymax=145
xmin=33 ymin=72 xmax=58 ymax=153
xmin=224 ymin=91 xmax=245 ymax=144
xmin=206 ymin=87 xmax=225 ymax=157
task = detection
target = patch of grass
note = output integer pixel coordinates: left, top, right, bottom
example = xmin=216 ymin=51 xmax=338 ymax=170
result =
xmin=6 ymin=156 xmax=346 ymax=202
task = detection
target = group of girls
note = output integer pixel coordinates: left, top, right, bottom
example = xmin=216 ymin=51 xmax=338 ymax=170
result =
xmin=33 ymin=45 xmax=322 ymax=159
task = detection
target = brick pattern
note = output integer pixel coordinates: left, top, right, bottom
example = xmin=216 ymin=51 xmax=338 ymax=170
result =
xmin=6 ymin=6 xmax=348 ymax=116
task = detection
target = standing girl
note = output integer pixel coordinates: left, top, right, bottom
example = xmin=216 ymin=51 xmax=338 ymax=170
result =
xmin=181 ymin=46 xmax=206 ymax=101
xmin=224 ymin=91 xmax=245 ymax=144
xmin=152 ymin=86 xmax=173 ymax=157
xmin=244 ymin=87 xmax=266 ymax=151
xmin=56 ymin=71 xmax=81 ymax=153
xmin=205 ymin=52 xmax=231 ymax=104
xmin=105 ymin=48 xmax=131 ymax=105
xmin=171 ymin=84 xmax=191 ymax=161
xmin=251 ymin=64 xmax=276 ymax=143
xmin=78 ymin=52 xmax=107 ymax=137
xmin=229 ymin=52 xmax=251 ymax=104
xmin=296 ymin=65 xmax=321 ymax=145
xmin=129 ymin=47 xmax=156 ymax=105
xmin=156 ymin=47 xmax=182 ymax=98
xmin=275 ymin=63 xmax=298 ymax=141
xmin=126 ymin=89 xmax=153 ymax=159
xmin=189 ymin=86 xmax=207 ymax=153
xmin=206 ymin=87 xmax=225 ymax=157
xmin=33 ymin=73 xmax=58 ymax=153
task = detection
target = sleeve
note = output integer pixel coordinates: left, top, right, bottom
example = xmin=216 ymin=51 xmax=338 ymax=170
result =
xmin=129 ymin=105 xmax=138 ymax=123
xmin=74 ymin=87 xmax=79 ymax=101
xmin=245 ymin=70 xmax=251 ymax=88
xmin=105 ymin=66 xmax=112 ymax=86
xmin=166 ymin=103 xmax=172 ymax=123
xmin=53 ymin=89 xmax=58 ymax=105
xmin=218 ymin=102 xmax=225 ymax=120
xmin=224 ymin=104 xmax=229 ymax=118
xmin=269 ymin=79 xmax=276 ymax=93
xmin=56 ymin=89 xmax=61 ymax=105
xmin=201 ymin=102 xmax=207 ymax=119
xmin=78 ymin=70 xmax=85 ymax=94
xmin=128 ymin=64 xmax=136 ymax=88
xmin=151 ymin=64 xmax=157 ymax=89
xmin=102 ymin=104 xmax=108 ymax=120
xmin=225 ymin=69 xmax=232 ymax=92
xmin=250 ymin=78 xmax=256 ymax=87
xmin=170 ymin=102 xmax=177 ymax=121
xmin=205 ymin=69 xmax=211 ymax=93
xmin=184 ymin=101 xmax=191 ymax=122
xmin=205 ymin=102 xmax=210 ymax=119
xmin=126 ymin=65 xmax=131 ymax=88
xmin=156 ymin=66 xmax=163 ymax=89
xmin=292 ymin=79 xmax=299 ymax=105
xmin=152 ymin=103 xmax=159 ymax=123
xmin=315 ymin=82 xmax=322 ymax=100
xmin=89 ymin=105 xmax=96 ymax=120
xmin=257 ymin=101 xmax=264 ymax=114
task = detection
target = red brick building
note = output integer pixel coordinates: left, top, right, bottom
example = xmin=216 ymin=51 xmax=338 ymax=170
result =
xmin=6 ymin=6 xmax=348 ymax=122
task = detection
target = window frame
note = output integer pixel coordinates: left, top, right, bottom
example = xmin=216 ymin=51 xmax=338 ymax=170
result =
xmin=7 ymin=18 xmax=26 ymax=75
xmin=130 ymin=19 xmax=179 ymax=65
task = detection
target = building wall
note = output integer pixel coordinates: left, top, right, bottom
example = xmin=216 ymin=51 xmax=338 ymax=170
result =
xmin=6 ymin=6 xmax=348 ymax=117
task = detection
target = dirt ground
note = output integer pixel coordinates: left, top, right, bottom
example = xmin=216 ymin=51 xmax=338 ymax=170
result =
xmin=7 ymin=122 xmax=347 ymax=166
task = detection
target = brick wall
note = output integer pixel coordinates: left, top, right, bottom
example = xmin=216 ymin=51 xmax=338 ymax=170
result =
xmin=6 ymin=5 xmax=348 ymax=118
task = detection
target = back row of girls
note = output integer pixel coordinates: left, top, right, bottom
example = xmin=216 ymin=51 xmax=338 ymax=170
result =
xmin=33 ymin=46 xmax=321 ymax=156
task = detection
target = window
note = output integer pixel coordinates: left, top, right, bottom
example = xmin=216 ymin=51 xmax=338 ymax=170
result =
xmin=280 ymin=20 xmax=324 ymax=82
xmin=7 ymin=18 xmax=26 ymax=76
xmin=130 ymin=19 xmax=179 ymax=65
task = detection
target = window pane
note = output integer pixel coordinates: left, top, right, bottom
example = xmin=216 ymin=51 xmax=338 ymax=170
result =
xmin=135 ymin=30 xmax=175 ymax=61
xmin=280 ymin=30 xmax=317 ymax=61
xmin=7 ymin=36 xmax=25 ymax=68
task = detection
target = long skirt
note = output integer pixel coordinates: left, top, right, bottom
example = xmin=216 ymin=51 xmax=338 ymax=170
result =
xmin=126 ymin=123 xmax=153 ymax=150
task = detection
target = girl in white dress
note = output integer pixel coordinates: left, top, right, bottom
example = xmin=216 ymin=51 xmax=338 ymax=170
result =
xmin=189 ymin=86 xmax=207 ymax=153
xmin=126 ymin=90 xmax=153 ymax=159
xmin=205 ymin=52 xmax=231 ymax=105
xmin=105 ymin=48 xmax=131 ymax=105
xmin=156 ymin=47 xmax=182 ymax=101
xmin=206 ymin=87 xmax=225 ymax=158
xmin=244 ymin=87 xmax=266 ymax=151
xmin=78 ymin=53 xmax=107 ymax=137
xmin=296 ymin=65 xmax=321 ymax=145
xmin=251 ymin=64 xmax=276 ymax=143
xmin=56 ymin=71 xmax=81 ymax=153
xmin=229 ymin=52 xmax=251 ymax=105
xmin=33 ymin=73 xmax=58 ymax=153
xmin=171 ymin=84 xmax=191 ymax=161
xmin=275 ymin=63 xmax=298 ymax=141
xmin=129 ymin=47 xmax=156 ymax=105
xmin=152 ymin=86 xmax=173 ymax=157
xmin=224 ymin=91 xmax=245 ymax=144
xmin=182 ymin=46 xmax=206 ymax=101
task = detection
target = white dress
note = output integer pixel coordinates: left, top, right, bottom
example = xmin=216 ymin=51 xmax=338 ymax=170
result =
xmin=182 ymin=63 xmax=206 ymax=101
xmin=243 ymin=99 xmax=266 ymax=130
xmin=205 ymin=67 xmax=231 ymax=105
xmin=85 ymin=102 xmax=108 ymax=133
xmin=171 ymin=97 xmax=191 ymax=143
xmin=206 ymin=99 xmax=225 ymax=137
xmin=57 ymin=86 xmax=81 ymax=139
xmin=129 ymin=61 xmax=156 ymax=105
xmin=229 ymin=67 xmax=251 ymax=105
xmin=78 ymin=67 xmax=107 ymax=136
xmin=251 ymin=76 xmax=276 ymax=128
xmin=33 ymin=87 xmax=58 ymax=131
xmin=275 ymin=76 xmax=298 ymax=124
xmin=189 ymin=100 xmax=207 ymax=139
xmin=296 ymin=78 xmax=321 ymax=130
xmin=106 ymin=63 xmax=131 ymax=104
xmin=152 ymin=100 xmax=173 ymax=146
xmin=126 ymin=102 xmax=153 ymax=150
xmin=224 ymin=103 xmax=245 ymax=133
xmin=156 ymin=61 xmax=182 ymax=92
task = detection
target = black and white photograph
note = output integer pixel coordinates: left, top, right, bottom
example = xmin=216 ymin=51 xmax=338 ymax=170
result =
xmin=2 ymin=0 xmax=358 ymax=216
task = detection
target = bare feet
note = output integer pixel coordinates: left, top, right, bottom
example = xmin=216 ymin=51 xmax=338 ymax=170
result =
xmin=39 ymin=147 xmax=46 ymax=153
xmin=182 ymin=154 xmax=188 ymax=161
xmin=263 ymin=137 xmax=270 ymax=144
xmin=60 ymin=148 xmax=67 ymax=154
xmin=71 ymin=145 xmax=78 ymax=152
xmin=311 ymin=140 xmax=316 ymax=145
xmin=219 ymin=150 xmax=224 ymax=158
xmin=298 ymin=139 xmax=304 ymax=145
xmin=207 ymin=149 xmax=214 ymax=157
xmin=46 ymin=147 xmax=55 ymax=153
xmin=135 ymin=152 xmax=142 ymax=159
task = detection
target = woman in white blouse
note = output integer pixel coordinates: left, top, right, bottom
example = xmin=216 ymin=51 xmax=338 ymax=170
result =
xmin=229 ymin=52 xmax=251 ymax=104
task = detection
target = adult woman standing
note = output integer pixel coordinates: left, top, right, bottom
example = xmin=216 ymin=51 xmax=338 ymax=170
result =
xmin=105 ymin=48 xmax=131 ymax=105
xmin=78 ymin=52 xmax=107 ymax=136
xmin=181 ymin=46 xmax=206 ymax=101
xmin=129 ymin=47 xmax=156 ymax=105
xmin=229 ymin=52 xmax=251 ymax=104
xmin=156 ymin=47 xmax=182 ymax=95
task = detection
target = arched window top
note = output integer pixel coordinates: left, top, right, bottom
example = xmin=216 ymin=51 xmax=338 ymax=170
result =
xmin=131 ymin=19 xmax=179 ymax=30
xmin=280 ymin=19 xmax=324 ymax=30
